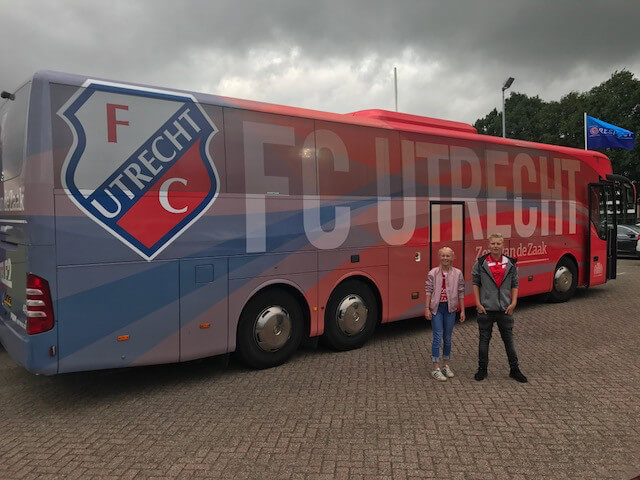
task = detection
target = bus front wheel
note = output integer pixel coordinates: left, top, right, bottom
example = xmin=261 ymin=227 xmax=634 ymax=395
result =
xmin=236 ymin=289 xmax=303 ymax=369
xmin=548 ymin=257 xmax=578 ymax=303
xmin=322 ymin=280 xmax=378 ymax=351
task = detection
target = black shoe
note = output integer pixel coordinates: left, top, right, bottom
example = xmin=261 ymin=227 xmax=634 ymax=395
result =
xmin=474 ymin=368 xmax=487 ymax=381
xmin=509 ymin=368 xmax=528 ymax=383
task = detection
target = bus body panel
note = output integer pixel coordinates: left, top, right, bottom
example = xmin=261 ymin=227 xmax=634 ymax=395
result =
xmin=179 ymin=257 xmax=228 ymax=362
xmin=57 ymin=260 xmax=180 ymax=373
xmin=0 ymin=70 xmax=622 ymax=374
xmin=228 ymin=251 xmax=317 ymax=280
xmin=388 ymin=245 xmax=431 ymax=321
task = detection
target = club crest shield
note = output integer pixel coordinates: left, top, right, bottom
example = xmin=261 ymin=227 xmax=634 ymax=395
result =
xmin=58 ymin=80 xmax=220 ymax=260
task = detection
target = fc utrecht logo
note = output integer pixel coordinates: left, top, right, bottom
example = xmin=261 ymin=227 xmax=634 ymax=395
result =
xmin=593 ymin=261 xmax=603 ymax=277
xmin=58 ymin=80 xmax=220 ymax=260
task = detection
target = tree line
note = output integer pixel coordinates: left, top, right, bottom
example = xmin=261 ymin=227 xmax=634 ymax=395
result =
xmin=473 ymin=70 xmax=640 ymax=182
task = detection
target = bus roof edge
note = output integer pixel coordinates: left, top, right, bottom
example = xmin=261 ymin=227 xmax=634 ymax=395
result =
xmin=349 ymin=109 xmax=478 ymax=134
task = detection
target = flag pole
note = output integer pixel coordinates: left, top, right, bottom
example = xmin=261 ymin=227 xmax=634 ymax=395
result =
xmin=584 ymin=112 xmax=587 ymax=150
xmin=394 ymin=67 xmax=398 ymax=112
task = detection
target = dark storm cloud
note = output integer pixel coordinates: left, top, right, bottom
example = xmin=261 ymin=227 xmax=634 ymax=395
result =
xmin=1 ymin=0 xmax=639 ymax=121
xmin=149 ymin=0 xmax=639 ymax=67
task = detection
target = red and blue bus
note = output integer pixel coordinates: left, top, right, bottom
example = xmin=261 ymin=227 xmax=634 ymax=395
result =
xmin=0 ymin=71 xmax=632 ymax=373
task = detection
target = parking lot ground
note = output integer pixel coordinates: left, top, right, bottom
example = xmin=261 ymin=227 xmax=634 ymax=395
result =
xmin=2 ymin=260 xmax=640 ymax=480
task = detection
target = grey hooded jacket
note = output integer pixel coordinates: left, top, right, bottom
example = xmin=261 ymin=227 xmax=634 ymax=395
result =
xmin=471 ymin=254 xmax=519 ymax=312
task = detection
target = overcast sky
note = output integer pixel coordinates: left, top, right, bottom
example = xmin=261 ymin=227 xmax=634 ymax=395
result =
xmin=1 ymin=0 xmax=639 ymax=124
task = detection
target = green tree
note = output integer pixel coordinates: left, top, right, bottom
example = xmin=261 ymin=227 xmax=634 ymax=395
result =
xmin=474 ymin=70 xmax=640 ymax=181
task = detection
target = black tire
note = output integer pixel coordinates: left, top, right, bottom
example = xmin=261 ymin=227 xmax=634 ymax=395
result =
xmin=322 ymin=279 xmax=378 ymax=351
xmin=548 ymin=257 xmax=578 ymax=303
xmin=236 ymin=289 xmax=303 ymax=369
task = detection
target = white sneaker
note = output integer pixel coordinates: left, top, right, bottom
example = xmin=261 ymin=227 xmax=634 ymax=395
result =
xmin=432 ymin=368 xmax=447 ymax=381
xmin=441 ymin=365 xmax=455 ymax=378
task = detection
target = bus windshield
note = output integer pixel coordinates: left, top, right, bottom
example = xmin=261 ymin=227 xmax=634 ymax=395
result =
xmin=0 ymin=83 xmax=30 ymax=183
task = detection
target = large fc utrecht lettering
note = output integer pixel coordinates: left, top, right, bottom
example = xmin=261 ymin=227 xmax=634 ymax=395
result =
xmin=242 ymin=122 xmax=352 ymax=252
xmin=408 ymin=141 xmax=580 ymax=241
xmin=241 ymin=121 xmax=582 ymax=253
xmin=59 ymin=81 xmax=220 ymax=260
xmin=375 ymin=138 xmax=416 ymax=245
xmin=303 ymin=130 xmax=351 ymax=249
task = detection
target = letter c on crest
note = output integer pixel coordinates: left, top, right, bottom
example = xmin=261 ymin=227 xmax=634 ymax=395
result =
xmin=159 ymin=178 xmax=188 ymax=214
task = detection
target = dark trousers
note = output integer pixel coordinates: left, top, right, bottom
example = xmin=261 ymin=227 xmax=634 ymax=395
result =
xmin=477 ymin=311 xmax=519 ymax=370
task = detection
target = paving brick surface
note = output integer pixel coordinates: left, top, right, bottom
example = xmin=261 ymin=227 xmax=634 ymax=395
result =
xmin=2 ymin=260 xmax=640 ymax=479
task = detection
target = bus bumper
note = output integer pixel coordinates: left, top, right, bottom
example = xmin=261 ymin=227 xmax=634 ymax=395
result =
xmin=0 ymin=317 xmax=58 ymax=375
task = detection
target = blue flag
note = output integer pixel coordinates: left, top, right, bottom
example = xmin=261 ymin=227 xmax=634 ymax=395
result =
xmin=586 ymin=115 xmax=635 ymax=150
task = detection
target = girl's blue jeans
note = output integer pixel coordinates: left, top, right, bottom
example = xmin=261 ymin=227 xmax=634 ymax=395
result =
xmin=431 ymin=302 xmax=456 ymax=363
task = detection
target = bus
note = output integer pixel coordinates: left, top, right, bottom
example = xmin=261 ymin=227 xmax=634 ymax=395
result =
xmin=0 ymin=70 xmax=633 ymax=374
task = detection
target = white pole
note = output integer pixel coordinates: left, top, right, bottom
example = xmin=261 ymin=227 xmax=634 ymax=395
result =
xmin=394 ymin=67 xmax=398 ymax=112
xmin=584 ymin=112 xmax=588 ymax=150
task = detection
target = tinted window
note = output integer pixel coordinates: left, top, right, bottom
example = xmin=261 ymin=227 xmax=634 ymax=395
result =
xmin=224 ymin=108 xmax=314 ymax=195
xmin=315 ymin=121 xmax=377 ymax=197
xmin=0 ymin=83 xmax=30 ymax=182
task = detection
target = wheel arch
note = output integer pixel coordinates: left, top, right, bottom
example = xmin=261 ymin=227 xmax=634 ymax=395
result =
xmin=232 ymin=280 xmax=311 ymax=352
xmin=548 ymin=253 xmax=579 ymax=302
xmin=327 ymin=273 xmax=383 ymax=326
xmin=555 ymin=252 xmax=579 ymax=286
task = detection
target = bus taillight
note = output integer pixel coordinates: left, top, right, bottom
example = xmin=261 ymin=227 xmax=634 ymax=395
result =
xmin=26 ymin=274 xmax=55 ymax=335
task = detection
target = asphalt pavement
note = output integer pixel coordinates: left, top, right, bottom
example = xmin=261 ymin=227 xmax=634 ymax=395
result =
xmin=1 ymin=260 xmax=640 ymax=479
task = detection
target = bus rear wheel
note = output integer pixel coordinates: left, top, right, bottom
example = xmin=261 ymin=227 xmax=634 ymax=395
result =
xmin=548 ymin=257 xmax=577 ymax=303
xmin=236 ymin=289 xmax=303 ymax=369
xmin=322 ymin=279 xmax=378 ymax=351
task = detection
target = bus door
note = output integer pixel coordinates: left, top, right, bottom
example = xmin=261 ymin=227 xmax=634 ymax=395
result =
xmin=429 ymin=201 xmax=465 ymax=273
xmin=588 ymin=182 xmax=616 ymax=286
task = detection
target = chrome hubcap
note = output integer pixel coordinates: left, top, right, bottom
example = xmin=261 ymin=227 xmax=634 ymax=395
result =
xmin=254 ymin=306 xmax=292 ymax=352
xmin=336 ymin=294 xmax=368 ymax=336
xmin=554 ymin=266 xmax=572 ymax=293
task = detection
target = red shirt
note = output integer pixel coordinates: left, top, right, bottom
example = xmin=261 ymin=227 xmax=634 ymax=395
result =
xmin=486 ymin=255 xmax=508 ymax=287
xmin=439 ymin=271 xmax=448 ymax=302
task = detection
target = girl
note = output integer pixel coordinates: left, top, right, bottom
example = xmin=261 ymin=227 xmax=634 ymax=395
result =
xmin=425 ymin=247 xmax=466 ymax=381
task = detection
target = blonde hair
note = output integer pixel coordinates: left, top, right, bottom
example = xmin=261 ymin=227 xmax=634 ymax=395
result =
xmin=488 ymin=233 xmax=504 ymax=240
xmin=438 ymin=246 xmax=455 ymax=257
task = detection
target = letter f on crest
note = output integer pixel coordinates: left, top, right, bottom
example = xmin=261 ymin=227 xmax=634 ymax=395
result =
xmin=107 ymin=103 xmax=129 ymax=143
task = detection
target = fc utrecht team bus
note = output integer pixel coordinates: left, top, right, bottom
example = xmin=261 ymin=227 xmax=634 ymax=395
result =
xmin=0 ymin=71 xmax=634 ymax=374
